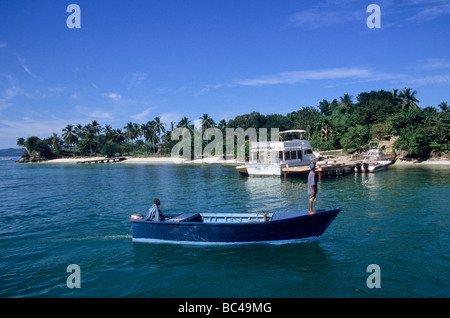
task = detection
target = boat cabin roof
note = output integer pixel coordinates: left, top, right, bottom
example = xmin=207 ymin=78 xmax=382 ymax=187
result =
xmin=279 ymin=129 xmax=306 ymax=134
xmin=249 ymin=129 xmax=311 ymax=151
xmin=250 ymin=139 xmax=312 ymax=151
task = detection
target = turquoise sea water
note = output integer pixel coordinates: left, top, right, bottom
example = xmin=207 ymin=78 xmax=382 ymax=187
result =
xmin=0 ymin=159 xmax=449 ymax=297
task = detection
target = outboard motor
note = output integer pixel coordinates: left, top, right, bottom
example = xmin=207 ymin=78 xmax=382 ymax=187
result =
xmin=363 ymin=163 xmax=369 ymax=172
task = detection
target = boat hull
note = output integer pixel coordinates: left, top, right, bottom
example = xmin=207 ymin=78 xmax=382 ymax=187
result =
xmin=355 ymin=161 xmax=392 ymax=173
xmin=132 ymin=209 xmax=340 ymax=244
xmin=236 ymin=165 xmax=248 ymax=175
xmin=368 ymin=164 xmax=390 ymax=172
xmin=244 ymin=164 xmax=283 ymax=176
xmin=236 ymin=162 xmax=310 ymax=176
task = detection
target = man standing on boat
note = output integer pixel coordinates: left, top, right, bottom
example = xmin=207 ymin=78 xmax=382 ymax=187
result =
xmin=308 ymin=164 xmax=317 ymax=215
xmin=146 ymin=198 xmax=165 ymax=221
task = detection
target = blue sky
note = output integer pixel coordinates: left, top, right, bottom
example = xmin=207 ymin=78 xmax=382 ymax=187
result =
xmin=0 ymin=0 xmax=449 ymax=148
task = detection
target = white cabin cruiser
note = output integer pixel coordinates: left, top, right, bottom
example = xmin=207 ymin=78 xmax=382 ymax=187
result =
xmin=236 ymin=130 xmax=316 ymax=176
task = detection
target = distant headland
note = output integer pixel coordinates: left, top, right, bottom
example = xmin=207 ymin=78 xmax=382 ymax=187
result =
xmin=0 ymin=148 xmax=25 ymax=157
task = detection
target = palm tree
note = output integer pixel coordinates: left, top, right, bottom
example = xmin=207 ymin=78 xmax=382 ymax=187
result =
xmin=103 ymin=125 xmax=114 ymax=142
xmin=17 ymin=137 xmax=32 ymax=156
xmin=17 ymin=137 xmax=25 ymax=147
xmin=123 ymin=122 xmax=141 ymax=155
xmin=200 ymin=113 xmax=216 ymax=131
xmin=83 ymin=123 xmax=95 ymax=156
xmin=338 ymin=94 xmax=353 ymax=114
xmin=73 ymin=124 xmax=84 ymax=156
xmin=153 ymin=116 xmax=166 ymax=143
xmin=218 ymin=119 xmax=227 ymax=133
xmin=133 ymin=122 xmax=141 ymax=141
xmin=112 ymin=128 xmax=125 ymax=144
xmin=141 ymin=121 xmax=156 ymax=153
xmin=124 ymin=122 xmax=135 ymax=144
xmin=438 ymin=101 xmax=448 ymax=113
xmin=50 ymin=132 xmax=62 ymax=155
xmin=177 ymin=117 xmax=191 ymax=129
xmin=74 ymin=124 xmax=84 ymax=139
xmin=62 ymin=124 xmax=77 ymax=153
xmin=91 ymin=120 xmax=103 ymax=136
xmin=399 ymin=88 xmax=419 ymax=109
xmin=391 ymin=88 xmax=402 ymax=108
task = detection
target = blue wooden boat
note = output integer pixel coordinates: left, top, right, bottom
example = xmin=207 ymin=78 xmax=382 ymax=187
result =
xmin=131 ymin=208 xmax=340 ymax=245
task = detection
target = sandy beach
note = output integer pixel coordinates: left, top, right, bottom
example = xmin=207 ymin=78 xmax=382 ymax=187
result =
xmin=392 ymin=159 xmax=450 ymax=165
xmin=46 ymin=156 xmax=182 ymax=164
xmin=45 ymin=156 xmax=240 ymax=165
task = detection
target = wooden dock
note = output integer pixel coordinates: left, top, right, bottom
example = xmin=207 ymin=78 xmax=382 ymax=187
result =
xmin=282 ymin=161 xmax=357 ymax=179
xmin=76 ymin=157 xmax=127 ymax=164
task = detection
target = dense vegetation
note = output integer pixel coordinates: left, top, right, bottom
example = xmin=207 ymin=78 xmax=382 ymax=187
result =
xmin=17 ymin=88 xmax=449 ymax=160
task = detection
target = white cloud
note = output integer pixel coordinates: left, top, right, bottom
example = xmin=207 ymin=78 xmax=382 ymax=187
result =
xmin=4 ymin=86 xmax=24 ymax=99
xmin=131 ymin=107 xmax=153 ymax=122
xmin=195 ymin=67 xmax=409 ymax=95
xmin=159 ymin=112 xmax=182 ymax=126
xmin=76 ymin=105 xmax=113 ymax=120
xmin=284 ymin=0 xmax=450 ymax=31
xmin=409 ymin=1 xmax=450 ymax=21
xmin=103 ymin=92 xmax=122 ymax=101
xmin=415 ymin=58 xmax=450 ymax=70
xmin=0 ymin=98 xmax=13 ymax=110
xmin=283 ymin=0 xmax=364 ymax=30
xmin=0 ymin=117 xmax=75 ymax=140
xmin=0 ymin=77 xmax=24 ymax=110
xmin=16 ymin=55 xmax=43 ymax=81
xmin=286 ymin=8 xmax=359 ymax=29
xmin=235 ymin=68 xmax=374 ymax=86
xmin=404 ymin=74 xmax=450 ymax=86
xmin=193 ymin=83 xmax=234 ymax=96
xmin=212 ymin=67 xmax=399 ymax=88
xmin=127 ymin=72 xmax=148 ymax=89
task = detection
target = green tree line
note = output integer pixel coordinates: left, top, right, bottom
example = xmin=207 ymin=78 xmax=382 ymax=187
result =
xmin=17 ymin=88 xmax=449 ymax=159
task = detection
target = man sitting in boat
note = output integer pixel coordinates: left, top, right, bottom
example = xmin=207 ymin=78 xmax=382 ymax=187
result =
xmin=146 ymin=198 xmax=165 ymax=221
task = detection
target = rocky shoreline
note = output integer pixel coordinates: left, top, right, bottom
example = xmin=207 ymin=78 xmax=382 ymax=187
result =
xmin=16 ymin=150 xmax=52 ymax=163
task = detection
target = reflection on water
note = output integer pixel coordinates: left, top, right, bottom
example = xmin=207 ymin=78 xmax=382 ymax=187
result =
xmin=243 ymin=177 xmax=284 ymax=212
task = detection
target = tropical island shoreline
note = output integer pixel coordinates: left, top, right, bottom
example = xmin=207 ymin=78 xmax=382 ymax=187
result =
xmin=42 ymin=156 xmax=450 ymax=166
xmin=12 ymin=88 xmax=449 ymax=167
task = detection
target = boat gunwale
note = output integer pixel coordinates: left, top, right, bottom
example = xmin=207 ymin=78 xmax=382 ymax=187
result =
xmin=131 ymin=208 xmax=340 ymax=227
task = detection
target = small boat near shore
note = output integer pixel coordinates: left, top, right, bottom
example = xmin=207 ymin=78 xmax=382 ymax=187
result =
xmin=131 ymin=208 xmax=340 ymax=244
xmin=355 ymin=144 xmax=393 ymax=173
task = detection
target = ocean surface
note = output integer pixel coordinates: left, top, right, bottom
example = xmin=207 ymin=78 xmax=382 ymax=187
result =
xmin=0 ymin=158 xmax=448 ymax=298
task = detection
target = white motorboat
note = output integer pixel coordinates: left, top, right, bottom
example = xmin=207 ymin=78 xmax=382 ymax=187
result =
xmin=355 ymin=147 xmax=393 ymax=173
